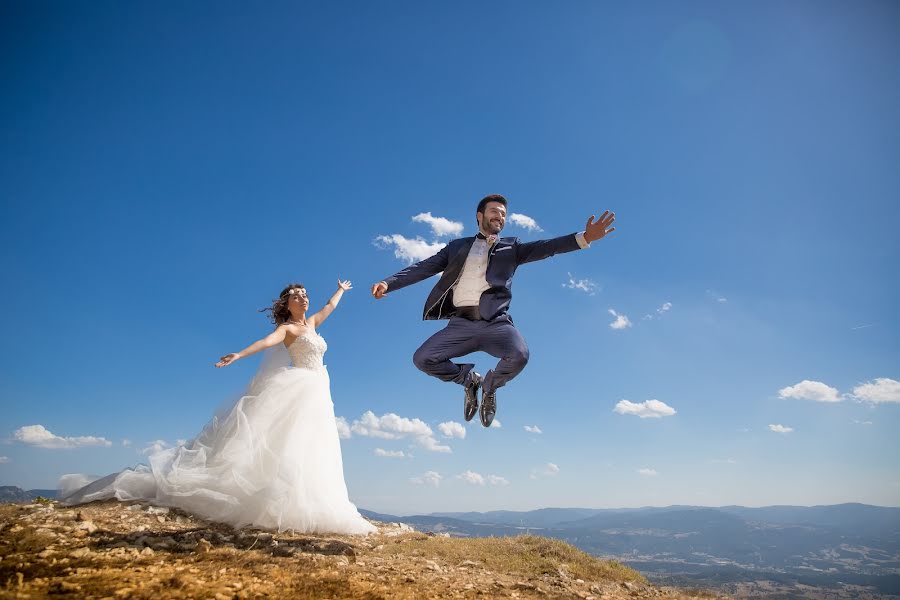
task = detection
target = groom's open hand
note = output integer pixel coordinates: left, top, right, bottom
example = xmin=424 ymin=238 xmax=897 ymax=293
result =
xmin=371 ymin=281 xmax=388 ymax=299
xmin=584 ymin=211 xmax=616 ymax=243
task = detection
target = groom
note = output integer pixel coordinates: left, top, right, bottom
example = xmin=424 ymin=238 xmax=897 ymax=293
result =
xmin=371 ymin=194 xmax=615 ymax=427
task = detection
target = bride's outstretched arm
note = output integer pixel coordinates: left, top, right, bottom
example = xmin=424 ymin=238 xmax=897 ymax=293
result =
xmin=215 ymin=326 xmax=288 ymax=368
xmin=309 ymin=279 xmax=352 ymax=328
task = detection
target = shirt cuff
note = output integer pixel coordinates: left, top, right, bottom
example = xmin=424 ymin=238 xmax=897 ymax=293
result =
xmin=575 ymin=231 xmax=591 ymax=249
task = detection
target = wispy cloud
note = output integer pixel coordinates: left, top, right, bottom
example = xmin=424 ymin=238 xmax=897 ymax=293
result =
xmin=614 ymin=399 xmax=676 ymax=419
xmin=778 ymin=380 xmax=840 ymax=403
xmin=335 ymin=416 xmax=351 ymax=439
xmin=121 ymin=439 xmax=132 ymax=447
xmin=706 ymin=289 xmax=728 ymax=303
xmin=412 ymin=212 xmax=464 ymax=238
xmin=0 ymin=456 xmax=9 ymax=464
xmin=563 ymin=272 xmax=599 ymax=295
xmin=141 ymin=439 xmax=171 ymax=455
xmin=455 ymin=471 xmax=510 ymax=486
xmin=530 ymin=462 xmax=560 ymax=479
xmin=710 ymin=458 xmax=737 ymax=464
xmin=850 ymin=323 xmax=875 ymax=330
xmin=644 ymin=302 xmax=673 ymax=320
xmin=851 ymin=419 xmax=873 ymax=426
xmin=347 ymin=411 xmax=451 ymax=453
xmin=508 ymin=213 xmax=543 ymax=232
xmin=374 ymin=448 xmax=408 ymax=458
xmin=851 ymin=378 xmax=900 ymax=404
xmin=769 ymin=424 xmax=794 ymax=434
xmin=637 ymin=468 xmax=659 ymax=477
xmin=438 ymin=421 xmax=466 ymax=439
xmin=523 ymin=425 xmax=543 ymax=434
xmin=11 ymin=425 xmax=111 ymax=449
xmin=608 ymin=309 xmax=632 ymax=330
xmin=374 ymin=234 xmax=446 ymax=265
xmin=410 ymin=471 xmax=442 ymax=487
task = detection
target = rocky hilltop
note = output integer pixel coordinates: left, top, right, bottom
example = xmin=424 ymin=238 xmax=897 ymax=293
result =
xmin=0 ymin=500 xmax=722 ymax=599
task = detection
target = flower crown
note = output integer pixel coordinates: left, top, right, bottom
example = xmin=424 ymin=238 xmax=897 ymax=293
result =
xmin=286 ymin=288 xmax=305 ymax=297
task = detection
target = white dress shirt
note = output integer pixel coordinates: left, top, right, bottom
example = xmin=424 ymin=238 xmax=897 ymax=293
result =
xmin=453 ymin=232 xmax=590 ymax=308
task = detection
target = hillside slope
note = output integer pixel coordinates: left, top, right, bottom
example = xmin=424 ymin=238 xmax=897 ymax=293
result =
xmin=0 ymin=500 xmax=721 ymax=599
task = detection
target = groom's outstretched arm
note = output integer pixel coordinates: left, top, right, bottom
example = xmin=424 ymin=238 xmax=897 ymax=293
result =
xmin=515 ymin=211 xmax=616 ymax=265
xmin=372 ymin=244 xmax=451 ymax=298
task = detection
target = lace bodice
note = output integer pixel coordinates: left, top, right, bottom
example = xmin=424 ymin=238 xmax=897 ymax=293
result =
xmin=286 ymin=332 xmax=327 ymax=370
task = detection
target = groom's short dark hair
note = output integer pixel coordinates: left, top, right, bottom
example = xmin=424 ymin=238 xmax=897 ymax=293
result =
xmin=477 ymin=194 xmax=507 ymax=215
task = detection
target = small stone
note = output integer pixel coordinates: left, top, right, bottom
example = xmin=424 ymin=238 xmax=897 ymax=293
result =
xmin=76 ymin=521 xmax=98 ymax=533
xmin=140 ymin=547 xmax=155 ymax=556
xmin=68 ymin=548 xmax=91 ymax=558
xmin=458 ymin=560 xmax=480 ymax=568
xmin=147 ymin=506 xmax=169 ymax=515
xmin=197 ymin=539 xmax=213 ymax=553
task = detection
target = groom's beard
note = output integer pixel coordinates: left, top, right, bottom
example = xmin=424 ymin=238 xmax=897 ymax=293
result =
xmin=481 ymin=219 xmax=504 ymax=235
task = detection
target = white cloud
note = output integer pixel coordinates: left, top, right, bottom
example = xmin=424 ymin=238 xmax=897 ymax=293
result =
xmin=710 ymin=458 xmax=737 ymax=464
xmin=0 ymin=456 xmax=9 ymax=464
xmin=438 ymin=421 xmax=467 ymax=439
xmin=335 ymin=416 xmax=351 ymax=439
xmin=778 ymin=380 xmax=841 ymax=403
xmin=717 ymin=297 xmax=728 ymax=303
xmin=563 ymin=272 xmax=599 ymax=295
xmin=523 ymin=425 xmax=543 ymax=434
xmin=769 ymin=424 xmax=794 ymax=434
xmin=487 ymin=475 xmax=510 ymax=486
xmin=657 ymin=302 xmax=672 ymax=315
xmin=374 ymin=448 xmax=408 ymax=458
xmin=608 ymin=309 xmax=632 ymax=330
xmin=530 ymin=462 xmax=560 ymax=479
xmin=851 ymin=378 xmax=900 ymax=404
xmin=637 ymin=468 xmax=659 ymax=477
xmin=121 ymin=439 xmax=132 ymax=447
xmin=12 ymin=425 xmax=112 ymax=449
xmin=851 ymin=419 xmax=873 ymax=426
xmin=489 ymin=418 xmax=501 ymax=428
xmin=411 ymin=212 xmax=464 ymax=238
xmin=141 ymin=439 xmax=171 ymax=455
xmin=410 ymin=471 xmax=442 ymax=487
xmin=374 ymin=234 xmax=446 ymax=265
xmin=508 ymin=213 xmax=543 ymax=232
xmin=457 ymin=470 xmax=485 ymax=485
xmin=349 ymin=411 xmax=450 ymax=453
xmin=614 ymin=399 xmax=676 ymax=419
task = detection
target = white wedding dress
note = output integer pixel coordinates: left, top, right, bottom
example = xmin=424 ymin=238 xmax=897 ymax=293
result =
xmin=59 ymin=332 xmax=375 ymax=535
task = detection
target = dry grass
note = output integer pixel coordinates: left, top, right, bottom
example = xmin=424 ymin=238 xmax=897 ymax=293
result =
xmin=377 ymin=534 xmax=646 ymax=584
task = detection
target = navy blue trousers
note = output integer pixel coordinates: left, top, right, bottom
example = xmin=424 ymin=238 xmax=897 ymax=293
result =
xmin=412 ymin=315 xmax=529 ymax=393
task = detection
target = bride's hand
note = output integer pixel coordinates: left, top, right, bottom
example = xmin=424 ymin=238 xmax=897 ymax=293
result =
xmin=337 ymin=279 xmax=352 ymax=291
xmin=216 ymin=353 xmax=240 ymax=368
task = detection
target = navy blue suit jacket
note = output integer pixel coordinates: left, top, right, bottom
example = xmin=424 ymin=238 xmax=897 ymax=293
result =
xmin=382 ymin=233 xmax=583 ymax=320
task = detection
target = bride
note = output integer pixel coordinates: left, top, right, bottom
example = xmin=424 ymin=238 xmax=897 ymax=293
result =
xmin=60 ymin=280 xmax=375 ymax=535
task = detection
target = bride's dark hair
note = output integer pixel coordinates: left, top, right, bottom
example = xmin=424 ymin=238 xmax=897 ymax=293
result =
xmin=260 ymin=283 xmax=305 ymax=326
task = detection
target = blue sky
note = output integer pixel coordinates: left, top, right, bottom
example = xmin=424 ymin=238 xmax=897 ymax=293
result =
xmin=1 ymin=1 xmax=898 ymax=515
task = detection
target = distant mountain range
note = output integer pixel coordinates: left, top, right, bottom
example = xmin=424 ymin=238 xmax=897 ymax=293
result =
xmin=0 ymin=486 xmax=57 ymax=503
xmin=361 ymin=504 xmax=900 ymax=597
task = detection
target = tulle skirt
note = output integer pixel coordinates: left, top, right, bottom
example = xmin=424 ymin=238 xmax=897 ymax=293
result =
xmin=60 ymin=365 xmax=375 ymax=535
